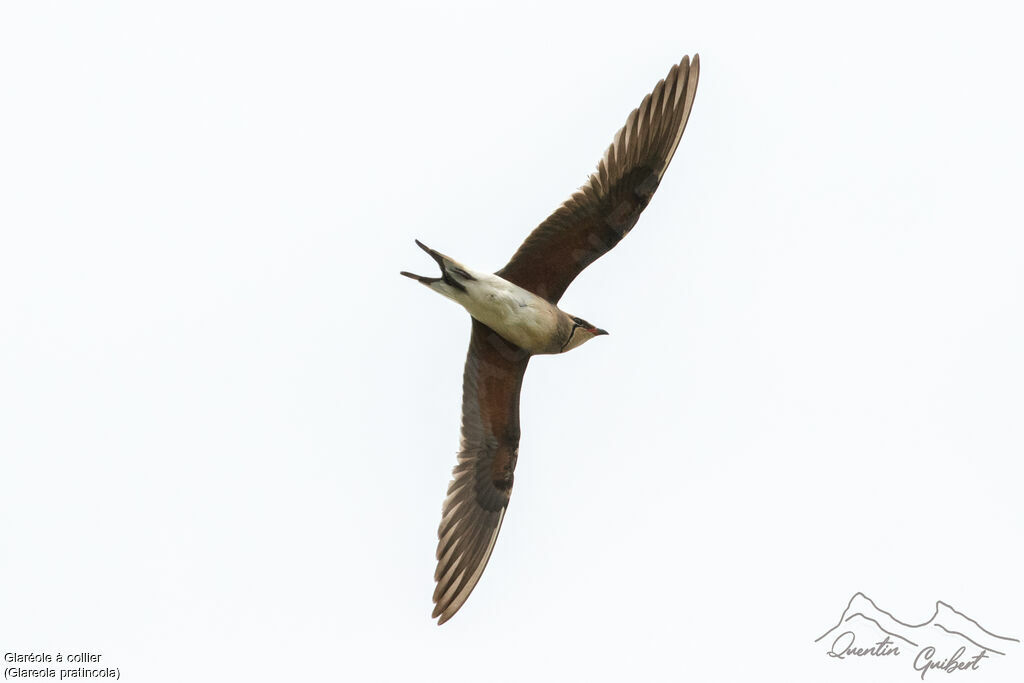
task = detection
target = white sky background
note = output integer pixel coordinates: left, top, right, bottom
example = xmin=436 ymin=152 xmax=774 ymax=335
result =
xmin=2 ymin=1 xmax=1022 ymax=681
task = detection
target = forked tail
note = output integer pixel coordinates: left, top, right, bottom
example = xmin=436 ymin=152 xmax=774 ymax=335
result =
xmin=399 ymin=240 xmax=475 ymax=292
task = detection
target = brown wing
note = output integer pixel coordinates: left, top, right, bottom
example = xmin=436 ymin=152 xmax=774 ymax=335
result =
xmin=497 ymin=54 xmax=700 ymax=303
xmin=432 ymin=318 xmax=531 ymax=624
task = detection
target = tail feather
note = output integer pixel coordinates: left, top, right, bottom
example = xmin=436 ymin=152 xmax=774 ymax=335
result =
xmin=400 ymin=270 xmax=440 ymax=285
xmin=415 ymin=239 xmax=444 ymax=264
xmin=402 ymin=240 xmax=473 ymax=292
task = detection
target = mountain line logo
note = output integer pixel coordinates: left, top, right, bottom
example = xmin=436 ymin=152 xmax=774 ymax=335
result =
xmin=815 ymin=592 xmax=1018 ymax=679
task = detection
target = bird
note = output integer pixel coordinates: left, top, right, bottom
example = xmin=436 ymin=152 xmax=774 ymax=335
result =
xmin=401 ymin=54 xmax=700 ymax=624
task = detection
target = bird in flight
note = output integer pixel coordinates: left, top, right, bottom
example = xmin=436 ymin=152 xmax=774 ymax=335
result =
xmin=401 ymin=54 xmax=700 ymax=624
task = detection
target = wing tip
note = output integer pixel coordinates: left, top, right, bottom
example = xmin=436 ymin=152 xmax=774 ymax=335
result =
xmin=430 ymin=507 xmax=508 ymax=626
xmin=431 ymin=586 xmax=467 ymax=626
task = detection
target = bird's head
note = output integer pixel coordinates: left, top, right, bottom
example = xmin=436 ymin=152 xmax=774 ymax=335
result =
xmin=560 ymin=315 xmax=609 ymax=353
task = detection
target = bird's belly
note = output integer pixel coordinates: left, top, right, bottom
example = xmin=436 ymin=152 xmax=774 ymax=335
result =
xmin=458 ymin=279 xmax=558 ymax=354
